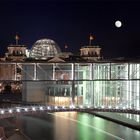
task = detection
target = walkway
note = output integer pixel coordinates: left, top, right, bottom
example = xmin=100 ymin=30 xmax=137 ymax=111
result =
xmin=0 ymin=105 xmax=140 ymax=120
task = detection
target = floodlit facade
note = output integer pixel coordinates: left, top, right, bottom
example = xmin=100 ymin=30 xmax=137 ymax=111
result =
xmin=0 ymin=62 xmax=139 ymax=111
xmin=21 ymin=62 xmax=139 ymax=110
xmin=0 ymin=37 xmax=140 ymax=115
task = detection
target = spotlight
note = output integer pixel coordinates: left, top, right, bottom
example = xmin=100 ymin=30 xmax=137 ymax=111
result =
xmin=0 ymin=110 xmax=4 ymax=114
xmin=24 ymin=108 xmax=28 ymax=112
xmin=116 ymin=106 xmax=119 ymax=109
xmin=17 ymin=109 xmax=20 ymax=112
xmin=80 ymin=105 xmax=83 ymax=108
xmin=123 ymin=107 xmax=126 ymax=110
xmin=55 ymin=106 xmax=58 ymax=109
xmin=32 ymin=107 xmax=36 ymax=111
xmin=9 ymin=109 xmax=12 ymax=113
xmin=108 ymin=106 xmax=112 ymax=109
xmin=101 ymin=105 xmax=104 ymax=109
xmin=62 ymin=106 xmax=65 ymax=109
xmin=87 ymin=106 xmax=90 ymax=108
xmin=39 ymin=106 xmax=43 ymax=110
xmin=47 ymin=106 xmax=50 ymax=110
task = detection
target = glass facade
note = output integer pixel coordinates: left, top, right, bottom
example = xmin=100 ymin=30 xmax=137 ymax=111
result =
xmin=30 ymin=39 xmax=61 ymax=59
xmin=0 ymin=62 xmax=140 ymax=111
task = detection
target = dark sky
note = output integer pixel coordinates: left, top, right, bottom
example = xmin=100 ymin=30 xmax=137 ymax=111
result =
xmin=0 ymin=0 xmax=140 ymax=58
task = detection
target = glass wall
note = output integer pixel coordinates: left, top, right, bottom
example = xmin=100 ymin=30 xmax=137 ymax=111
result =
xmin=0 ymin=62 xmax=140 ymax=110
xmin=45 ymin=81 xmax=72 ymax=106
xmin=111 ymin=63 xmax=128 ymax=79
xmin=75 ymin=63 xmax=92 ymax=80
xmin=93 ymin=63 xmax=110 ymax=79
xmin=93 ymin=80 xmax=140 ymax=110
xmin=21 ymin=63 xmax=35 ymax=80
xmin=129 ymin=63 xmax=140 ymax=79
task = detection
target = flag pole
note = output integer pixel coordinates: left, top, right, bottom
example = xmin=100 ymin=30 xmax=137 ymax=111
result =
xmin=15 ymin=34 xmax=19 ymax=45
xmin=89 ymin=38 xmax=91 ymax=46
xmin=16 ymin=38 xmax=18 ymax=45
xmin=89 ymin=34 xmax=93 ymax=46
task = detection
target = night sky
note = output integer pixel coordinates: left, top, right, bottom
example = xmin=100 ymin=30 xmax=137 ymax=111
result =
xmin=0 ymin=0 xmax=140 ymax=58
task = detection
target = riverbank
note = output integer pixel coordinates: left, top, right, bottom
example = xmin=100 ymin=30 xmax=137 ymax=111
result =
xmin=89 ymin=112 xmax=140 ymax=131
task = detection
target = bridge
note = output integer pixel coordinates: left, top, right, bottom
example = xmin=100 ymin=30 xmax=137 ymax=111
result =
xmin=0 ymin=105 xmax=140 ymax=120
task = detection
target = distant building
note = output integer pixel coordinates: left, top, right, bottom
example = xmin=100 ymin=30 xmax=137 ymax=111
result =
xmin=80 ymin=45 xmax=101 ymax=61
xmin=5 ymin=44 xmax=27 ymax=61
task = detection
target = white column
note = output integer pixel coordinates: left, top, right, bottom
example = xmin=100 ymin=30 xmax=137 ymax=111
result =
xmin=53 ymin=63 xmax=55 ymax=80
xmin=34 ymin=63 xmax=37 ymax=80
xmin=15 ymin=63 xmax=17 ymax=80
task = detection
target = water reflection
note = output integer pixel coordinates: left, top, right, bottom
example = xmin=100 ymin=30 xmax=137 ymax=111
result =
xmin=13 ymin=112 xmax=140 ymax=140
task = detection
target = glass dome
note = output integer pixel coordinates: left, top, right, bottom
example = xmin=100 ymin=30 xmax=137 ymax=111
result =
xmin=30 ymin=38 xmax=61 ymax=59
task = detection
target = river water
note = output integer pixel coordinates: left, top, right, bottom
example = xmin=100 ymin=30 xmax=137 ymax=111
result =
xmin=9 ymin=112 xmax=139 ymax=140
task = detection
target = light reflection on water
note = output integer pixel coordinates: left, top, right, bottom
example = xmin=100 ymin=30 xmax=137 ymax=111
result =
xmin=119 ymin=113 xmax=140 ymax=123
xmin=14 ymin=112 xmax=140 ymax=140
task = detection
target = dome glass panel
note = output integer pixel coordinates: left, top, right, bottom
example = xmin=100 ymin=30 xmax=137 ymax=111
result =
xmin=30 ymin=39 xmax=61 ymax=59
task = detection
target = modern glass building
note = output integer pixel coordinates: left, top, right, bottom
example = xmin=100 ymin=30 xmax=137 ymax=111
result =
xmin=23 ymin=62 xmax=140 ymax=110
xmin=0 ymin=37 xmax=139 ymax=111
xmin=0 ymin=62 xmax=139 ymax=111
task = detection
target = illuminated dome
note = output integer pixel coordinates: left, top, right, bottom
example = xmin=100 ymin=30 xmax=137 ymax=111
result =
xmin=30 ymin=39 xmax=61 ymax=59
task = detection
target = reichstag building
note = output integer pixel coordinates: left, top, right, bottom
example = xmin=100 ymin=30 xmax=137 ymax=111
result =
xmin=0 ymin=38 xmax=139 ymax=113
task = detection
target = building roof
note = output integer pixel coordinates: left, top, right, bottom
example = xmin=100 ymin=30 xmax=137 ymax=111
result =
xmin=48 ymin=56 xmax=65 ymax=62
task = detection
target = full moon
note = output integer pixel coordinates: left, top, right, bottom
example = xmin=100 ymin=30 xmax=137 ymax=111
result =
xmin=115 ymin=20 xmax=122 ymax=28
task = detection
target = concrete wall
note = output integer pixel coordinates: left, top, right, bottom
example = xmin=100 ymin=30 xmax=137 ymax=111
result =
xmin=22 ymin=81 xmax=45 ymax=103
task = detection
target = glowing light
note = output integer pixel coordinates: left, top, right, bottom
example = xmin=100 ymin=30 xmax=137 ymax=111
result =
xmin=9 ymin=109 xmax=12 ymax=113
xmin=39 ymin=106 xmax=43 ymax=110
xmin=47 ymin=106 xmax=50 ymax=110
xmin=80 ymin=105 xmax=83 ymax=108
xmin=108 ymin=106 xmax=112 ymax=109
xmin=115 ymin=20 xmax=122 ymax=28
xmin=70 ymin=105 xmax=75 ymax=109
xmin=62 ymin=106 xmax=65 ymax=109
xmin=116 ymin=106 xmax=119 ymax=109
xmin=17 ymin=109 xmax=20 ymax=112
xmin=32 ymin=107 xmax=36 ymax=111
xmin=87 ymin=106 xmax=90 ymax=108
xmin=101 ymin=105 xmax=104 ymax=109
xmin=55 ymin=106 xmax=58 ymax=109
xmin=15 ymin=128 xmax=19 ymax=131
xmin=112 ymin=97 xmax=115 ymax=100
xmin=0 ymin=110 xmax=4 ymax=114
xmin=24 ymin=108 xmax=28 ymax=112
xmin=123 ymin=107 xmax=126 ymax=110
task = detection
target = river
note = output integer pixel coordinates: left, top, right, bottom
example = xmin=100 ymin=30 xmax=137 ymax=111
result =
xmin=8 ymin=112 xmax=139 ymax=140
